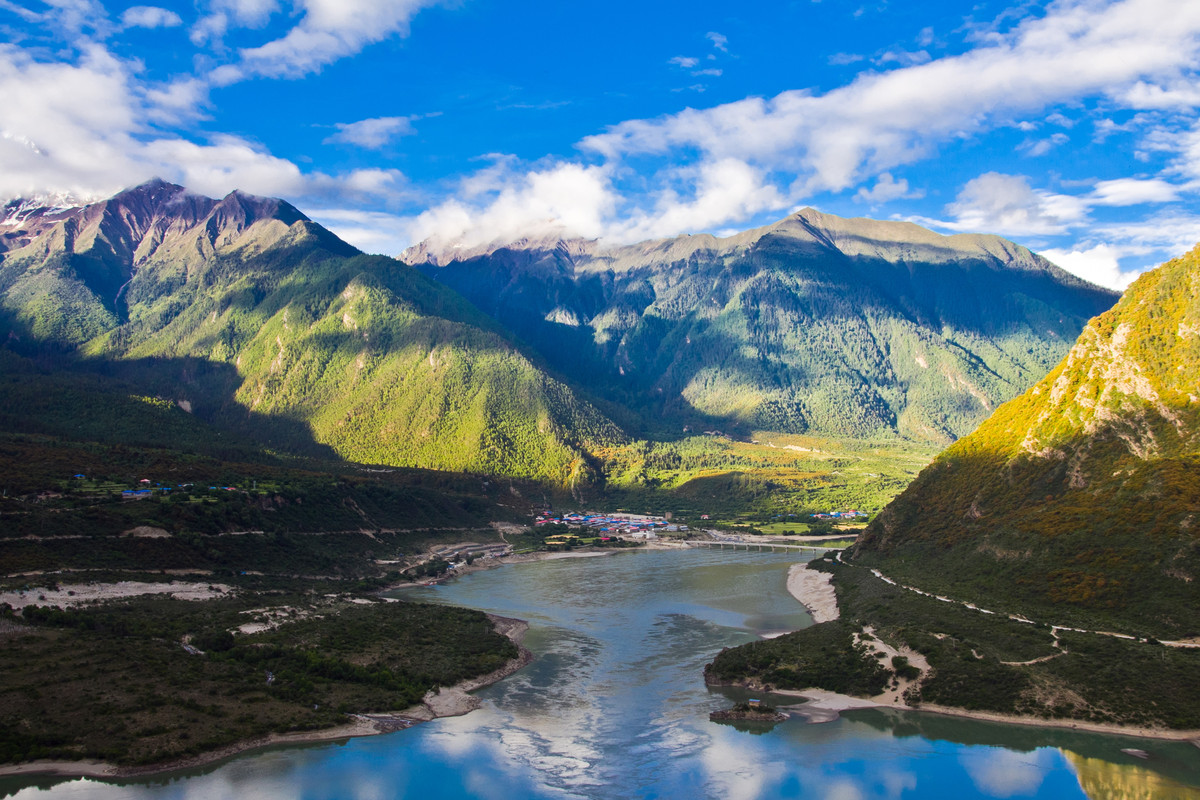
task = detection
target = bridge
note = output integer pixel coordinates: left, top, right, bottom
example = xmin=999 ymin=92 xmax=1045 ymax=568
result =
xmin=689 ymin=540 xmax=845 ymax=553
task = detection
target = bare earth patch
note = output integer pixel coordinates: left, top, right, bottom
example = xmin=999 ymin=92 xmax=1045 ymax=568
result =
xmin=787 ymin=563 xmax=840 ymax=623
xmin=0 ymin=581 xmax=233 ymax=609
xmin=123 ymin=526 xmax=170 ymax=538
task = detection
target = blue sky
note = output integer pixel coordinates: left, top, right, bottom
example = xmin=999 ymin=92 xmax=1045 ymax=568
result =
xmin=2 ymin=0 xmax=1200 ymax=288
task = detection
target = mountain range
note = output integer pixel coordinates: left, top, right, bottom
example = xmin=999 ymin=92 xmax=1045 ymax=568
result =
xmin=404 ymin=210 xmax=1117 ymax=443
xmin=0 ymin=180 xmax=1118 ymax=490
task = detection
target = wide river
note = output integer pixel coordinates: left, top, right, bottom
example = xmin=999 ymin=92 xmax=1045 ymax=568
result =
xmin=4 ymin=549 xmax=1200 ymax=799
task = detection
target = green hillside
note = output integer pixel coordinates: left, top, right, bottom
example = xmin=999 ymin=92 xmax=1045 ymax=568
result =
xmin=853 ymin=244 xmax=1200 ymax=637
xmin=0 ymin=181 xmax=623 ymax=485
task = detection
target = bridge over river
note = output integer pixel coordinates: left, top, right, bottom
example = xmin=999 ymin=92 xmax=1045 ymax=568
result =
xmin=690 ymin=538 xmax=849 ymax=553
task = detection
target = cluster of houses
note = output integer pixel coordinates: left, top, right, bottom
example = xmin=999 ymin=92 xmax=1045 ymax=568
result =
xmin=115 ymin=479 xmax=230 ymax=500
xmin=534 ymin=512 xmax=691 ymax=540
xmin=810 ymin=510 xmax=869 ymax=520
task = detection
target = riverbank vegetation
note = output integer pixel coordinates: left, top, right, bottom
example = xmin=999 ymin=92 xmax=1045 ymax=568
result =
xmin=0 ymin=433 xmax=532 ymax=770
xmin=0 ymin=590 xmax=516 ymax=766
xmin=706 ymin=555 xmax=1200 ymax=730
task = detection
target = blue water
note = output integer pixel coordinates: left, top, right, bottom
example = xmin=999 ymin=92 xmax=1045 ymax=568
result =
xmin=4 ymin=549 xmax=1198 ymax=799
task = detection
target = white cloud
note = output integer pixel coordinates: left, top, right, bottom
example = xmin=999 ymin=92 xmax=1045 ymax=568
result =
xmin=217 ymin=0 xmax=440 ymax=83
xmin=1021 ymin=131 xmax=1069 ymax=156
xmin=1088 ymin=212 xmax=1200 ymax=255
xmin=0 ymin=43 xmax=410 ymax=209
xmin=1157 ymin=121 xmax=1200 ymax=181
xmin=614 ymin=158 xmax=787 ymax=242
xmin=0 ymin=43 xmax=142 ymax=199
xmin=308 ymin=207 xmax=413 ymax=255
xmin=1040 ymin=243 xmax=1141 ymax=288
xmin=120 ymin=6 xmax=183 ymax=29
xmin=855 ymin=172 xmax=921 ymax=204
xmin=1120 ymin=80 xmax=1200 ymax=109
xmin=1038 ymin=211 xmax=1200 ymax=288
xmin=875 ymin=49 xmax=932 ymax=67
xmin=191 ymin=0 xmax=279 ymax=46
xmin=397 ymin=0 xmax=1200 ymax=255
xmin=582 ymin=0 xmax=1200 ymax=199
xmin=38 ymin=0 xmax=113 ymax=38
xmin=140 ymin=135 xmax=307 ymax=198
xmin=706 ymin=32 xmax=729 ymax=53
xmin=143 ymin=77 xmax=211 ymax=125
xmin=324 ymin=116 xmax=416 ymax=149
xmin=1088 ymin=177 xmax=1179 ymax=205
xmin=404 ymin=162 xmax=618 ymax=252
xmin=670 ymin=56 xmax=699 ymax=69
xmin=828 ymin=52 xmax=864 ymax=65
xmin=938 ymin=172 xmax=1088 ymax=236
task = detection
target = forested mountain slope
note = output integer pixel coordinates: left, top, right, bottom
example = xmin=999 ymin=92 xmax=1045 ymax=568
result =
xmin=853 ymin=245 xmax=1200 ymax=636
xmin=405 ymin=209 xmax=1118 ymax=443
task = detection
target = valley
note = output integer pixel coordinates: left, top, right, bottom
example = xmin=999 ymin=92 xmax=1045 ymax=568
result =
xmin=1 ymin=180 xmax=1197 ymax=791
xmin=6 ymin=1 xmax=1200 ymax=795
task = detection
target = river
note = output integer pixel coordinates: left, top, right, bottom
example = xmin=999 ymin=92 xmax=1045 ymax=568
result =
xmin=3 ymin=548 xmax=1199 ymax=799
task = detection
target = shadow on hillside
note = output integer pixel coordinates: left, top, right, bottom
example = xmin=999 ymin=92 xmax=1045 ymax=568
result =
xmin=0 ymin=336 xmax=340 ymax=464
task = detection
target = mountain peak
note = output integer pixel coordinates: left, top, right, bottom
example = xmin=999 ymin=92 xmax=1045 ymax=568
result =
xmin=405 ymin=208 xmax=1089 ymax=285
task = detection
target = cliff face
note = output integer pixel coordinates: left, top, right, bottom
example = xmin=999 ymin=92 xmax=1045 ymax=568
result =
xmin=853 ymin=245 xmax=1200 ymax=635
xmin=406 ymin=208 xmax=1118 ymax=442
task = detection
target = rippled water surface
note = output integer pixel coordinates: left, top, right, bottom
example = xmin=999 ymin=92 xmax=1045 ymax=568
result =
xmin=5 ymin=549 xmax=1199 ymax=799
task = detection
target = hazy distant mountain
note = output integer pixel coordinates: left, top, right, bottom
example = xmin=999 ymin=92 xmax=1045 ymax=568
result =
xmin=404 ymin=209 xmax=1118 ymax=442
xmin=853 ymin=245 xmax=1200 ymax=634
xmin=0 ymin=180 xmax=623 ymax=483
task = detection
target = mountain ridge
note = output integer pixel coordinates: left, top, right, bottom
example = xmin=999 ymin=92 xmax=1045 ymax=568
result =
xmin=0 ymin=180 xmax=625 ymax=485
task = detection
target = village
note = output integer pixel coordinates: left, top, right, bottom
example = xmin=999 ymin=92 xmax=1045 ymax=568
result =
xmin=534 ymin=511 xmax=690 ymax=544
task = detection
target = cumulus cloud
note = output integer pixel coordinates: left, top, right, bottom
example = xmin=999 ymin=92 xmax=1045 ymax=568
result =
xmin=936 ymin=172 xmax=1088 ymax=236
xmin=615 ymin=158 xmax=787 ymax=241
xmin=120 ymin=6 xmax=183 ymax=29
xmin=404 ymin=162 xmax=618 ymax=251
xmin=670 ymin=56 xmax=699 ymax=69
xmin=0 ymin=43 xmax=409 ymax=207
xmin=1119 ymin=80 xmax=1200 ymax=109
xmin=398 ymin=0 xmax=1200 ymax=255
xmin=1040 ymin=243 xmax=1141 ymax=288
xmin=1039 ymin=210 xmax=1200 ymax=288
xmin=854 ymin=172 xmax=921 ymax=204
xmin=324 ymin=116 xmax=416 ymax=149
xmin=582 ymin=0 xmax=1200 ymax=199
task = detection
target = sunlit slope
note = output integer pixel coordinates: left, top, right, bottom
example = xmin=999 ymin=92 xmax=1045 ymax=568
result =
xmin=0 ymin=181 xmax=625 ymax=483
xmin=854 ymin=245 xmax=1200 ymax=635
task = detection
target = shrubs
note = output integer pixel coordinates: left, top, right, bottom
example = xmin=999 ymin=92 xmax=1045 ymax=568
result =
xmin=705 ymin=621 xmax=891 ymax=697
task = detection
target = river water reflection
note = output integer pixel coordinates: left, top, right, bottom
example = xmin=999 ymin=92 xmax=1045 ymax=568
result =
xmin=4 ymin=549 xmax=1198 ymax=799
